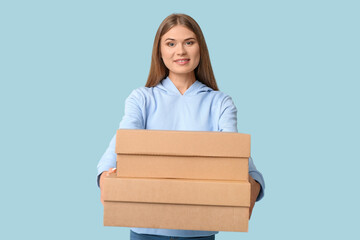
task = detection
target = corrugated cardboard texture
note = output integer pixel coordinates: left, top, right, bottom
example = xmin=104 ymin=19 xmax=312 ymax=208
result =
xmin=116 ymin=155 xmax=249 ymax=181
xmin=103 ymin=174 xmax=250 ymax=207
xmin=115 ymin=129 xmax=250 ymax=158
xmin=104 ymin=201 xmax=249 ymax=232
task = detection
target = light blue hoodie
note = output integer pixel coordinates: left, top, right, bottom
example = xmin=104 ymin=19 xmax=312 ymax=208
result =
xmin=97 ymin=76 xmax=265 ymax=237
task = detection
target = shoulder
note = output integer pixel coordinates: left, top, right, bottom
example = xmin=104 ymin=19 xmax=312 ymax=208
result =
xmin=208 ymin=90 xmax=236 ymax=105
xmin=126 ymin=86 xmax=154 ymax=102
xmin=210 ymin=90 xmax=231 ymax=99
xmin=209 ymin=91 xmax=238 ymax=114
xmin=129 ymin=86 xmax=152 ymax=97
xmin=195 ymin=81 xmax=231 ymax=100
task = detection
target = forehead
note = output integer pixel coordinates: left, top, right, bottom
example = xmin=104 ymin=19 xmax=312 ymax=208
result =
xmin=162 ymin=25 xmax=196 ymax=40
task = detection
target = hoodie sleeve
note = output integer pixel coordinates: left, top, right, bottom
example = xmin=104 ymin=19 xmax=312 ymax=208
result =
xmin=96 ymin=89 xmax=146 ymax=187
xmin=218 ymin=95 xmax=238 ymax=132
xmin=249 ymin=156 xmax=265 ymax=201
xmin=218 ymin=95 xmax=265 ymax=201
xmin=119 ymin=89 xmax=146 ymax=129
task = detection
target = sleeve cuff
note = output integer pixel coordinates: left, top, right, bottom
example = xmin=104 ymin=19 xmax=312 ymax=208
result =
xmin=97 ymin=172 xmax=104 ymax=188
xmin=249 ymin=171 xmax=265 ymax=201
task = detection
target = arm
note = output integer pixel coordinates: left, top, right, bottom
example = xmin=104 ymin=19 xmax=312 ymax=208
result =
xmin=97 ymin=134 xmax=117 ymax=188
xmin=218 ymin=95 xmax=265 ymax=216
xmin=96 ymin=89 xmax=146 ymax=189
xmin=248 ymin=156 xmax=265 ymax=219
xmin=249 ymin=156 xmax=265 ymax=201
xmin=218 ymin=95 xmax=238 ymax=132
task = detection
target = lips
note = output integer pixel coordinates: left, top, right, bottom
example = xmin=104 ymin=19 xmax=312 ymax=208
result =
xmin=174 ymin=59 xmax=190 ymax=65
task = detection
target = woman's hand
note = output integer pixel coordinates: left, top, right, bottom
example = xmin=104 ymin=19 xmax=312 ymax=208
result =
xmin=249 ymin=175 xmax=261 ymax=219
xmin=100 ymin=168 xmax=117 ymax=205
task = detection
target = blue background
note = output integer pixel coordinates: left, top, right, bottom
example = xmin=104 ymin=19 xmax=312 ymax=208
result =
xmin=1 ymin=0 xmax=359 ymax=239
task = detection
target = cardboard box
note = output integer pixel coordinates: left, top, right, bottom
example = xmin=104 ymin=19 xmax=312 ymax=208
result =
xmin=103 ymin=174 xmax=250 ymax=231
xmin=103 ymin=174 xmax=250 ymax=206
xmin=104 ymin=202 xmax=249 ymax=232
xmin=116 ymin=154 xmax=249 ymax=181
xmin=115 ymin=129 xmax=250 ymax=180
xmin=103 ymin=129 xmax=251 ymax=232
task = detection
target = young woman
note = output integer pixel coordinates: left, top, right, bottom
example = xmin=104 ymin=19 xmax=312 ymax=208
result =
xmin=97 ymin=13 xmax=265 ymax=240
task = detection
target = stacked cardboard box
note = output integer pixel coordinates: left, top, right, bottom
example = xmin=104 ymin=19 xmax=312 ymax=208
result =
xmin=103 ymin=129 xmax=251 ymax=232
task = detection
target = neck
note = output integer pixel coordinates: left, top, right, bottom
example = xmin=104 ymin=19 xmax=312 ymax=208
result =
xmin=168 ymin=72 xmax=196 ymax=95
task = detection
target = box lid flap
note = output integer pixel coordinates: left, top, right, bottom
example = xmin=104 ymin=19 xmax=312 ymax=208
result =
xmin=115 ymin=129 xmax=250 ymax=158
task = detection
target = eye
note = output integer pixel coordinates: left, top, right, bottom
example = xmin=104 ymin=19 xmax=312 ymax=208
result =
xmin=167 ymin=42 xmax=175 ymax=47
xmin=185 ymin=41 xmax=194 ymax=46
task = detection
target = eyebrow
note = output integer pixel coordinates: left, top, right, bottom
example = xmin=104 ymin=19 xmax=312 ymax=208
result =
xmin=164 ymin=37 xmax=196 ymax=41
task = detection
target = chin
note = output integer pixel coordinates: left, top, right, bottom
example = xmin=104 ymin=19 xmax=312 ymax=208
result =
xmin=172 ymin=71 xmax=195 ymax=75
xmin=172 ymin=67 xmax=196 ymax=74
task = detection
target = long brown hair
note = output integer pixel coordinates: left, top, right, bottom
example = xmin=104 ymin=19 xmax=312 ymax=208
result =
xmin=145 ymin=13 xmax=219 ymax=90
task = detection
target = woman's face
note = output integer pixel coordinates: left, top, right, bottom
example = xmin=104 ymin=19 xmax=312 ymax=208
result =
xmin=160 ymin=25 xmax=200 ymax=78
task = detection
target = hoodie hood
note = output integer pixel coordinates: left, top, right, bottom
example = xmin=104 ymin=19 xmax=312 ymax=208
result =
xmin=156 ymin=76 xmax=213 ymax=96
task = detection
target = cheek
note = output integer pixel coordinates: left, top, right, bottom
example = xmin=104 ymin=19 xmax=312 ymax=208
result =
xmin=161 ymin=52 xmax=171 ymax=65
xmin=161 ymin=47 xmax=172 ymax=58
xmin=160 ymin=50 xmax=172 ymax=68
xmin=193 ymin=47 xmax=201 ymax=64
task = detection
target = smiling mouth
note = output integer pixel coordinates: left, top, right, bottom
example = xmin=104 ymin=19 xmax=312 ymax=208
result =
xmin=174 ymin=59 xmax=190 ymax=64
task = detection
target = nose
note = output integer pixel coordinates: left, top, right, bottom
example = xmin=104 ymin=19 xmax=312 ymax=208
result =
xmin=176 ymin=43 xmax=186 ymax=56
